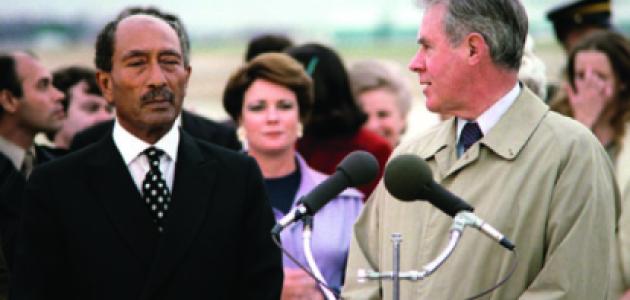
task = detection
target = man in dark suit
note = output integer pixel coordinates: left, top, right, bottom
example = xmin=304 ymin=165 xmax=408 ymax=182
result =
xmin=11 ymin=7 xmax=282 ymax=300
xmin=0 ymin=155 xmax=18 ymax=299
xmin=0 ymin=52 xmax=66 ymax=171
xmin=0 ymin=51 xmax=66 ymax=298
xmin=70 ymin=109 xmax=241 ymax=152
xmin=69 ymin=7 xmax=240 ymax=154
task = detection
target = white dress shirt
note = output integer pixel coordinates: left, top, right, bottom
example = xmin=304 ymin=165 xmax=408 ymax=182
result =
xmin=112 ymin=119 xmax=180 ymax=193
xmin=0 ymin=135 xmax=28 ymax=171
xmin=456 ymin=82 xmax=521 ymax=156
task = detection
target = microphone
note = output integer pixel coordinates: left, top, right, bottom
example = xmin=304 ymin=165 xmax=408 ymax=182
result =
xmin=383 ymin=154 xmax=515 ymax=251
xmin=271 ymin=150 xmax=380 ymax=235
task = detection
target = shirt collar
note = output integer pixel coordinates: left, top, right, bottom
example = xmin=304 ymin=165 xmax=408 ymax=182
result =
xmin=0 ymin=135 xmax=26 ymax=170
xmin=174 ymin=114 xmax=182 ymax=128
xmin=456 ymin=82 xmax=521 ymax=141
xmin=112 ymin=118 xmax=180 ymax=166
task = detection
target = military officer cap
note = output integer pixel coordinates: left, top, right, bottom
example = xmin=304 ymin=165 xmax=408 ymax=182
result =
xmin=547 ymin=0 xmax=612 ymax=43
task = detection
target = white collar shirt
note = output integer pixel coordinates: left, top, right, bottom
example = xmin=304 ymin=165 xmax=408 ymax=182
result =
xmin=456 ymin=82 xmax=521 ymax=156
xmin=0 ymin=135 xmax=27 ymax=171
xmin=112 ymin=118 xmax=180 ymax=193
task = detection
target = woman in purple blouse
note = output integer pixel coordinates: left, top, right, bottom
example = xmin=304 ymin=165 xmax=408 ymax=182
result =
xmin=223 ymin=53 xmax=364 ymax=299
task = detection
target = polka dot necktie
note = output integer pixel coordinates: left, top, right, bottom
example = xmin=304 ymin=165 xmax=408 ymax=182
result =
xmin=141 ymin=146 xmax=171 ymax=233
xmin=459 ymin=122 xmax=483 ymax=153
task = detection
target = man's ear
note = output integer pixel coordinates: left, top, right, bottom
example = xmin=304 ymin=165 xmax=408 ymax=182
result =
xmin=184 ymin=65 xmax=192 ymax=89
xmin=185 ymin=65 xmax=192 ymax=78
xmin=96 ymin=71 xmax=114 ymax=105
xmin=466 ymin=32 xmax=487 ymax=65
xmin=0 ymin=90 xmax=20 ymax=114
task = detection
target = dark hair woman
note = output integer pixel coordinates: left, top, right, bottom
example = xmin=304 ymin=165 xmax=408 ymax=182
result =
xmin=286 ymin=43 xmax=392 ymax=197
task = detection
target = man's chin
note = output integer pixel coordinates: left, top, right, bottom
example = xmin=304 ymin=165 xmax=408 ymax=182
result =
xmin=144 ymin=113 xmax=177 ymax=129
xmin=39 ymin=122 xmax=63 ymax=135
xmin=425 ymin=99 xmax=442 ymax=113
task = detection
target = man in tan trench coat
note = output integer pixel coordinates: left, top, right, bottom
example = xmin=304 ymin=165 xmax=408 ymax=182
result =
xmin=342 ymin=0 xmax=620 ymax=299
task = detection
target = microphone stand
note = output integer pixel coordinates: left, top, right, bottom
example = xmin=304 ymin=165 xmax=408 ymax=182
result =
xmin=392 ymin=233 xmax=402 ymax=300
xmin=302 ymin=215 xmax=337 ymax=300
xmin=357 ymin=212 xmax=470 ymax=300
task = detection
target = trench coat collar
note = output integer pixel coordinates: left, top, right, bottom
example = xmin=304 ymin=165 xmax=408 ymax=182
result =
xmin=420 ymin=87 xmax=549 ymax=177
xmin=480 ymin=87 xmax=549 ymax=160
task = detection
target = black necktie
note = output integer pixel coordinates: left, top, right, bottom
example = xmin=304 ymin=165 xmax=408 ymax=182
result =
xmin=459 ymin=122 xmax=483 ymax=153
xmin=141 ymin=147 xmax=171 ymax=233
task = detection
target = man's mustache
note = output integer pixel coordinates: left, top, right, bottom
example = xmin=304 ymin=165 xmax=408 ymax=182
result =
xmin=141 ymin=87 xmax=174 ymax=103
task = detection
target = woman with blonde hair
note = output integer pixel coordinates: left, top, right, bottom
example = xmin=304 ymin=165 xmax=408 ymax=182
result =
xmin=349 ymin=60 xmax=413 ymax=148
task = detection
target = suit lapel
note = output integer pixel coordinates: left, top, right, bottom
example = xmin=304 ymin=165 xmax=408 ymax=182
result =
xmin=141 ymin=131 xmax=217 ymax=298
xmin=86 ymin=137 xmax=159 ymax=268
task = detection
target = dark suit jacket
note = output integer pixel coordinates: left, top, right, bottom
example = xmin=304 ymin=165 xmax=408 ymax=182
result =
xmin=70 ymin=110 xmax=241 ymax=152
xmin=12 ymin=130 xmax=282 ymax=300
xmin=0 ymin=143 xmax=72 ymax=300
xmin=0 ymin=155 xmax=19 ymax=299
xmin=0 ymin=143 xmax=62 ymax=272
xmin=34 ymin=145 xmax=64 ymax=164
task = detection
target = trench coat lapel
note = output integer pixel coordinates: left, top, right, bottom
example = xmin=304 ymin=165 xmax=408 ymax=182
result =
xmin=419 ymin=118 xmax=457 ymax=180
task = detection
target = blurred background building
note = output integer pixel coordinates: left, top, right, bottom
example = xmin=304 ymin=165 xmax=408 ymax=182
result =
xmin=2 ymin=0 xmax=629 ymax=139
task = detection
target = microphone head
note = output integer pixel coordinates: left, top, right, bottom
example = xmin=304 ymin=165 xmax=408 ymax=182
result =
xmin=336 ymin=151 xmax=380 ymax=187
xmin=300 ymin=151 xmax=379 ymax=214
xmin=384 ymin=154 xmax=433 ymax=201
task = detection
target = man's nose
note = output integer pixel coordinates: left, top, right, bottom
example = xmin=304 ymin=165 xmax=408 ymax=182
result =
xmin=147 ymin=63 xmax=167 ymax=87
xmin=409 ymin=50 xmax=425 ymax=73
xmin=51 ymin=87 xmax=65 ymax=103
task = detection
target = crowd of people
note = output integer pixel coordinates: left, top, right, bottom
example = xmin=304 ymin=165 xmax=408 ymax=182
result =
xmin=0 ymin=0 xmax=629 ymax=299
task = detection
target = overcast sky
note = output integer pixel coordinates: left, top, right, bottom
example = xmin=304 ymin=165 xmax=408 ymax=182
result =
xmin=2 ymin=0 xmax=628 ymax=36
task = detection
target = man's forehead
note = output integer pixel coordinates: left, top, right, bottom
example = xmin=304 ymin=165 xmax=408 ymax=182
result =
xmin=118 ymin=14 xmax=170 ymax=29
xmin=417 ymin=4 xmax=445 ymax=41
xmin=69 ymin=80 xmax=89 ymax=94
xmin=115 ymin=15 xmax=178 ymax=43
xmin=13 ymin=52 xmax=49 ymax=82
xmin=13 ymin=52 xmax=37 ymax=70
xmin=70 ymin=81 xmax=103 ymax=98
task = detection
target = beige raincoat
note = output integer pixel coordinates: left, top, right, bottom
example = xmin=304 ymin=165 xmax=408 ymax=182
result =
xmin=343 ymin=88 xmax=619 ymax=300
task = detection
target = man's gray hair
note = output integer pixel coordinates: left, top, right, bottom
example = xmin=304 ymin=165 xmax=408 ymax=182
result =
xmin=421 ymin=0 xmax=528 ymax=70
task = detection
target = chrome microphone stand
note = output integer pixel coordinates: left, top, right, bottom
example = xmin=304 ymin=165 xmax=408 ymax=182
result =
xmin=357 ymin=212 xmax=472 ymax=300
xmin=302 ymin=216 xmax=337 ymax=300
